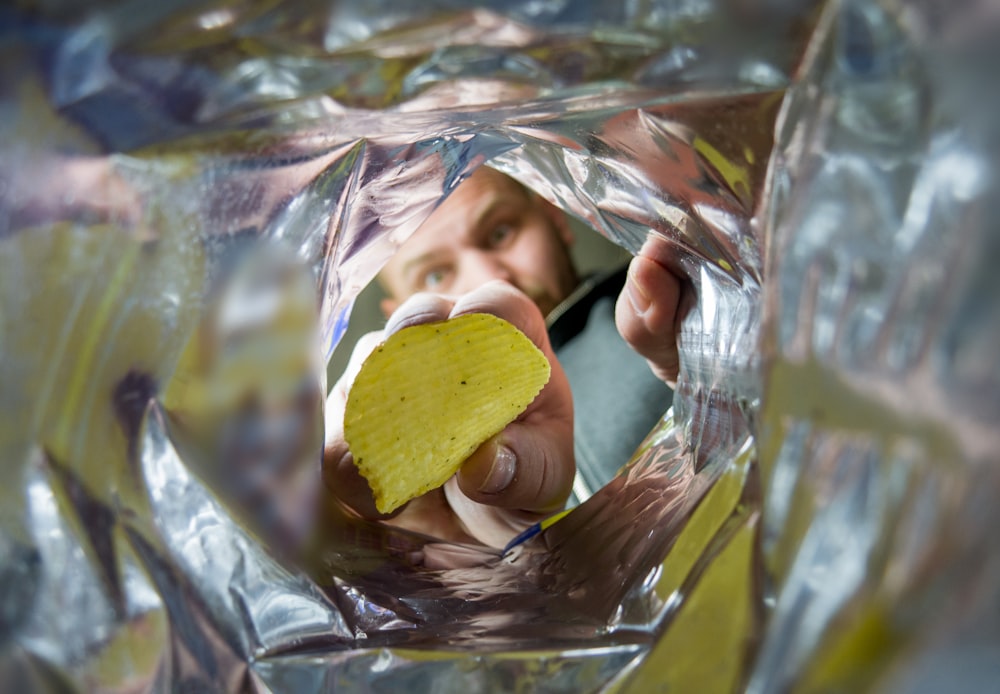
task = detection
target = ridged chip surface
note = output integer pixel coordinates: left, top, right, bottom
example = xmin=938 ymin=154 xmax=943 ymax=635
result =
xmin=344 ymin=313 xmax=551 ymax=514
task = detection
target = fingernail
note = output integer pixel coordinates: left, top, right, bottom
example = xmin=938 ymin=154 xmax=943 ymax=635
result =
xmin=626 ymin=264 xmax=651 ymax=315
xmin=337 ymin=450 xmax=354 ymax=470
xmin=479 ymin=444 xmax=516 ymax=494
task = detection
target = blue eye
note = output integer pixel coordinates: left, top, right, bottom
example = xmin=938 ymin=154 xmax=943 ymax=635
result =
xmin=489 ymin=224 xmax=514 ymax=246
xmin=423 ymin=268 xmax=447 ymax=288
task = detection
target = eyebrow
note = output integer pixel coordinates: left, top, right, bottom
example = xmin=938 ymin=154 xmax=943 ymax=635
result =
xmin=400 ymin=250 xmax=446 ymax=284
xmin=467 ymin=185 xmax=529 ymax=236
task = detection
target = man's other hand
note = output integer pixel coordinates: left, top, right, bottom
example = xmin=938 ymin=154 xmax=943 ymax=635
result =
xmin=615 ymin=237 xmax=683 ymax=387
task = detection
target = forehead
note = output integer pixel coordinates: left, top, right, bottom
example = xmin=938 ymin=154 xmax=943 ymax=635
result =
xmin=385 ymin=169 xmax=528 ymax=263
xmin=425 ymin=168 xmax=527 ymax=231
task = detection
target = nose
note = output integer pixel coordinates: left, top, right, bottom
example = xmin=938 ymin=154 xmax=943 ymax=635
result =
xmin=460 ymin=251 xmax=513 ymax=289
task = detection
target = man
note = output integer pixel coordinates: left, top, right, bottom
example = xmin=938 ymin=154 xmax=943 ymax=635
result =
xmin=324 ymin=166 xmax=682 ymax=548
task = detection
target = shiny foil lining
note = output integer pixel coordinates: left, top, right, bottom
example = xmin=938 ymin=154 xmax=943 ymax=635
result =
xmin=1 ymin=0 xmax=998 ymax=691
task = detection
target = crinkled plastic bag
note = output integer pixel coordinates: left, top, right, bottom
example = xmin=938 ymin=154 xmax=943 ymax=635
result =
xmin=1 ymin=0 xmax=998 ymax=692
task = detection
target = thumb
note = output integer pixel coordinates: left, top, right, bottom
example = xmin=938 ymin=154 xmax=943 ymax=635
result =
xmin=455 ymin=418 xmax=574 ymax=514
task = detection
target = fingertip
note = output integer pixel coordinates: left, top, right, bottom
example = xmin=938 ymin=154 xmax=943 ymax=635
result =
xmin=616 ymin=254 xmax=683 ymax=385
xmin=478 ymin=442 xmax=517 ymax=495
xmin=615 ymin=258 xmax=651 ymax=343
xmin=637 ymin=233 xmax=680 ymax=270
xmin=624 ymin=259 xmax=652 ymax=316
xmin=458 ymin=424 xmax=573 ymax=513
xmin=456 ymin=436 xmax=508 ymax=499
xmin=384 ymin=293 xmax=456 ymax=335
xmin=634 ymin=253 xmax=680 ymax=301
xmin=322 ymin=445 xmax=398 ymax=520
xmin=320 ymin=442 xmax=352 ymax=494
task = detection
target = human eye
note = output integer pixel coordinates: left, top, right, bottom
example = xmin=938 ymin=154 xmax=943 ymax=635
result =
xmin=421 ymin=266 xmax=450 ymax=290
xmin=487 ymin=223 xmax=515 ymax=248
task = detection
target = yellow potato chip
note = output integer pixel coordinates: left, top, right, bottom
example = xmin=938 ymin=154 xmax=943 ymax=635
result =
xmin=344 ymin=312 xmax=551 ymax=514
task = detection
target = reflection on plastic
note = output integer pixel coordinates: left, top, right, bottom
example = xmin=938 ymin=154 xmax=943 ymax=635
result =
xmin=1 ymin=0 xmax=998 ymax=691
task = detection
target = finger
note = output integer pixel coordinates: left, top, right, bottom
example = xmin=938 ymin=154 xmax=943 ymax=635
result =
xmin=451 ymin=282 xmax=575 ymax=512
xmin=443 ymin=398 xmax=575 ymax=548
xmin=321 ymin=446 xmax=398 ymax=519
xmin=455 ymin=416 xmax=574 ymax=512
xmin=615 ymin=251 xmax=682 ymax=385
xmin=384 ymin=292 xmax=457 ymax=336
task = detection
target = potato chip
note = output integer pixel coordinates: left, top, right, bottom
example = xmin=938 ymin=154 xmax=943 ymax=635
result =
xmin=344 ymin=312 xmax=551 ymax=514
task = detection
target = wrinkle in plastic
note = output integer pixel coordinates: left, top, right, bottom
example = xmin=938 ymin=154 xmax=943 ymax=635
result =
xmin=1 ymin=0 xmax=998 ymax=692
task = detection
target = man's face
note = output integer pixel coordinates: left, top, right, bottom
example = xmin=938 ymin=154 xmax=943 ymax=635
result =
xmin=379 ymin=168 xmax=579 ymax=318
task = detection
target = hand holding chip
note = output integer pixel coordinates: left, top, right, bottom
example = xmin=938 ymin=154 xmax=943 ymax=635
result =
xmin=323 ymin=281 xmax=575 ymax=548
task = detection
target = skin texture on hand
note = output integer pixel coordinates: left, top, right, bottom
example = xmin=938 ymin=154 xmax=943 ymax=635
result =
xmin=323 ymin=281 xmax=575 ymax=549
xmin=615 ymin=237 xmax=683 ymax=387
